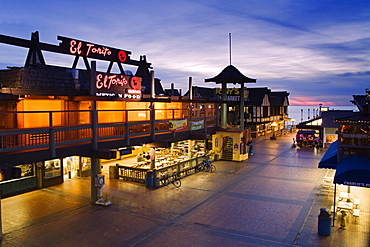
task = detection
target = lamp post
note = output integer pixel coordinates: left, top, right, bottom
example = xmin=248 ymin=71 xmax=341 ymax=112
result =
xmin=270 ymin=122 xmax=278 ymax=140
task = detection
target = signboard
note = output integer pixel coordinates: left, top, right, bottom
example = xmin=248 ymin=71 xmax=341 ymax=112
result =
xmin=216 ymin=88 xmax=249 ymax=102
xmin=58 ymin=36 xmax=131 ymax=63
xmin=169 ymin=119 xmax=188 ymax=131
xmin=190 ymin=120 xmax=204 ymax=131
xmin=95 ymin=72 xmax=141 ymax=100
xmin=119 ymin=147 xmax=132 ymax=156
xmin=343 ymin=181 xmax=370 ymax=188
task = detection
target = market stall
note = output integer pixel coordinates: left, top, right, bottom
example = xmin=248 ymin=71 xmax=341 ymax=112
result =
xmin=115 ymin=140 xmax=209 ymax=185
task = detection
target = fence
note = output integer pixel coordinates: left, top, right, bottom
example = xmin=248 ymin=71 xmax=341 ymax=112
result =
xmin=115 ymin=155 xmax=209 ymax=186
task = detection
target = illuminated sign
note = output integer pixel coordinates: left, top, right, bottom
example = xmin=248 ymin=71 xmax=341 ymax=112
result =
xmin=216 ymin=88 xmax=249 ymax=102
xmin=190 ymin=120 xmax=204 ymax=131
xmin=169 ymin=119 xmax=188 ymax=131
xmin=96 ymin=73 xmax=141 ymax=100
xmin=58 ymin=36 xmax=131 ymax=63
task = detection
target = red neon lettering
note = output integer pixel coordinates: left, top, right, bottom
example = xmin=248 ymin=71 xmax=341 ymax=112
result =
xmin=86 ymin=43 xmax=94 ymax=56
xmin=103 ymin=75 xmax=110 ymax=89
xmin=96 ymin=74 xmax=104 ymax=89
xmin=70 ymin=40 xmax=82 ymax=55
xmin=86 ymin=43 xmax=112 ymax=57
xmin=96 ymin=74 xmax=128 ymax=90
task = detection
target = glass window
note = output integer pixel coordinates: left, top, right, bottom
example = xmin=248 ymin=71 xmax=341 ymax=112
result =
xmin=44 ymin=159 xmax=61 ymax=179
xmin=81 ymin=157 xmax=91 ymax=172
xmin=16 ymin=164 xmax=34 ymax=177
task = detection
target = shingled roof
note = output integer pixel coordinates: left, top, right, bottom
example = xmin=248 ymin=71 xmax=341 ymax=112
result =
xmin=0 ymin=65 xmax=90 ymax=94
xmin=245 ymin=87 xmax=270 ymax=105
xmin=269 ymin=91 xmax=290 ymax=106
xmin=205 ymin=65 xmax=256 ymax=84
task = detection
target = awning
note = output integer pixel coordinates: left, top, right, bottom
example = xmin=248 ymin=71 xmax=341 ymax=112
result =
xmin=334 ymin=155 xmax=370 ymax=188
xmin=297 ymin=130 xmax=316 ymax=135
xmin=318 ymin=140 xmax=338 ymax=169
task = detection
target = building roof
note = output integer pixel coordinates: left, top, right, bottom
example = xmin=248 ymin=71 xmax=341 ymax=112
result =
xmin=321 ymin=110 xmax=355 ymax=128
xmin=140 ymin=77 xmax=165 ymax=95
xmin=335 ymin=112 xmax=370 ymax=124
xmin=0 ymin=65 xmax=90 ymax=94
xmin=183 ymin=86 xmax=221 ymax=100
xmin=245 ymin=87 xmax=270 ymax=105
xmin=0 ymin=64 xmax=168 ymax=97
xmin=205 ymin=65 xmax=256 ymax=84
xmin=269 ymin=91 xmax=290 ymax=106
xmin=164 ymin=89 xmax=181 ymax=96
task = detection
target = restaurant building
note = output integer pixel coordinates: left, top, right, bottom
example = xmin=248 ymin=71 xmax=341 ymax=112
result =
xmin=0 ymin=32 xmax=219 ymax=197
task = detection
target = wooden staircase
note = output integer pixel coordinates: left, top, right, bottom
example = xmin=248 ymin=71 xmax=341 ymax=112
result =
xmin=221 ymin=137 xmax=233 ymax=161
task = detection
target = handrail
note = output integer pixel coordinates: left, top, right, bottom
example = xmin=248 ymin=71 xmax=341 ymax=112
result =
xmin=0 ymin=117 xmax=217 ymax=153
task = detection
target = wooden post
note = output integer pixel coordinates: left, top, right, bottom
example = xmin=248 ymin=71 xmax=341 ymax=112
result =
xmin=90 ymin=61 xmax=98 ymax=204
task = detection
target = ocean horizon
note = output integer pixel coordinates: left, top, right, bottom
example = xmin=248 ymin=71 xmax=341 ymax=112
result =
xmin=288 ymin=105 xmax=358 ymax=124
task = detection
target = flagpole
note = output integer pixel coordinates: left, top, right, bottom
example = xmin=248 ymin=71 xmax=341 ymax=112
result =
xmin=229 ymin=33 xmax=232 ymax=65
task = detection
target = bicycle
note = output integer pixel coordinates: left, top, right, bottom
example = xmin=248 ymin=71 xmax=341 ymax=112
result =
xmin=161 ymin=172 xmax=181 ymax=188
xmin=198 ymin=158 xmax=216 ymax=173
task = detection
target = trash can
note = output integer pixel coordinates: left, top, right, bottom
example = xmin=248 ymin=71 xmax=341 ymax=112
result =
xmin=146 ymin=170 xmax=154 ymax=188
xmin=318 ymin=208 xmax=332 ymax=236
xmin=109 ymin=165 xmax=118 ymax=179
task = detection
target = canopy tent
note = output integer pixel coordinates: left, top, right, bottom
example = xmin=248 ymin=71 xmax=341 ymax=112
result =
xmin=333 ymin=155 xmax=370 ymax=188
xmin=318 ymin=140 xmax=338 ymax=169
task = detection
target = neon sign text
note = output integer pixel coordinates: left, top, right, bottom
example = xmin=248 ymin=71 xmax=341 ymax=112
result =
xmin=70 ymin=40 xmax=113 ymax=58
xmin=86 ymin=43 xmax=112 ymax=57
xmin=96 ymin=74 xmax=128 ymax=90
xmin=58 ymin=36 xmax=131 ymax=63
xmin=95 ymin=72 xmax=142 ymax=101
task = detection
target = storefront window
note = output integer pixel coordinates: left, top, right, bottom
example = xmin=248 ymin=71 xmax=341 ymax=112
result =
xmin=16 ymin=164 xmax=34 ymax=177
xmin=44 ymin=159 xmax=62 ymax=179
xmin=81 ymin=157 xmax=91 ymax=172
xmin=63 ymin=156 xmax=80 ymax=179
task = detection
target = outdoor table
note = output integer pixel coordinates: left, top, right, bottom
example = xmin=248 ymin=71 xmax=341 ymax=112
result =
xmin=337 ymin=201 xmax=353 ymax=212
xmin=339 ymin=192 xmax=353 ymax=202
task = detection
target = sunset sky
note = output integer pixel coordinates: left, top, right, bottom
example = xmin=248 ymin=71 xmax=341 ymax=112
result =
xmin=0 ymin=0 xmax=369 ymax=105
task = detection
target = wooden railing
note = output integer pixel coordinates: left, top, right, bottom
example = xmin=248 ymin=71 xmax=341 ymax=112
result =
xmin=0 ymin=108 xmax=217 ymax=153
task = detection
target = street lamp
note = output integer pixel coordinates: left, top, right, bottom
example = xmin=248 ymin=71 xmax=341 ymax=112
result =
xmin=270 ymin=122 xmax=278 ymax=140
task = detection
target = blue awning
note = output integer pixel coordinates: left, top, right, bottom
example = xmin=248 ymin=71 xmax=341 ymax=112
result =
xmin=334 ymin=155 xmax=370 ymax=188
xmin=297 ymin=130 xmax=316 ymax=135
xmin=318 ymin=140 xmax=338 ymax=169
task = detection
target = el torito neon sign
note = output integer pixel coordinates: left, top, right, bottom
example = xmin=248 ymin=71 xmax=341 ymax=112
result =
xmin=58 ymin=36 xmax=130 ymax=63
xmin=96 ymin=73 xmax=142 ymax=100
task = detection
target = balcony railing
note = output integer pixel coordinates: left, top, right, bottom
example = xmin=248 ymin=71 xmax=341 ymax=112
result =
xmin=0 ymin=108 xmax=217 ymax=153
